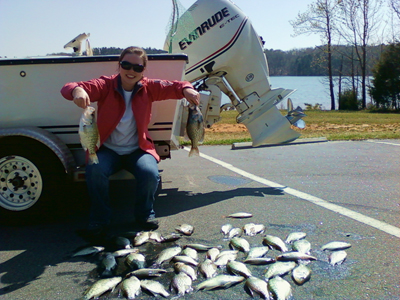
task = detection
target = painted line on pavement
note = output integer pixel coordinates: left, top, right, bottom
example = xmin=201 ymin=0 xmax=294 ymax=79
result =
xmin=184 ymin=147 xmax=400 ymax=238
xmin=366 ymin=140 xmax=400 ymax=146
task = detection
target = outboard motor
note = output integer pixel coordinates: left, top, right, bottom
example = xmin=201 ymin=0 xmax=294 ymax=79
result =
xmin=165 ymin=0 xmax=305 ymax=146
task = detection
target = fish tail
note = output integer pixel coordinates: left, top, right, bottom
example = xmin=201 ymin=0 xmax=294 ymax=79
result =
xmin=188 ymin=147 xmax=200 ymax=157
xmin=88 ymin=153 xmax=99 ymax=164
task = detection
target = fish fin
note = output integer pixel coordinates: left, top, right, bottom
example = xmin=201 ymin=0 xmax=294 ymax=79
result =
xmin=188 ymin=147 xmax=200 ymax=157
xmin=88 ymin=153 xmax=99 ymax=164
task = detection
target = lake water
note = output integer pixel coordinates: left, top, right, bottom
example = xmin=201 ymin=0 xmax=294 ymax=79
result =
xmin=221 ymin=76 xmax=372 ymax=110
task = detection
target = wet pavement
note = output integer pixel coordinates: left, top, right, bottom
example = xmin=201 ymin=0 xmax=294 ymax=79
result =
xmin=0 ymin=140 xmax=399 ymax=299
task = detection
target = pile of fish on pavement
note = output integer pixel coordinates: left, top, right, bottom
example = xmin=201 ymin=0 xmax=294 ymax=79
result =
xmin=70 ymin=212 xmax=352 ymax=299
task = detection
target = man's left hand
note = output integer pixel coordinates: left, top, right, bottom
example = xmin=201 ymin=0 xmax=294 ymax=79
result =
xmin=183 ymin=88 xmax=200 ymax=106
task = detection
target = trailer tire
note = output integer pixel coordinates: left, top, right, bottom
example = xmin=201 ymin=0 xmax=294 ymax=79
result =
xmin=0 ymin=137 xmax=67 ymax=225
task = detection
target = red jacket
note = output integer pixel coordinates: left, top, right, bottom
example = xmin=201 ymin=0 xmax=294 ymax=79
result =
xmin=61 ymin=74 xmax=194 ymax=162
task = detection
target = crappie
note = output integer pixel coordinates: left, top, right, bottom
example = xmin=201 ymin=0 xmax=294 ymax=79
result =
xmin=285 ymin=232 xmax=307 ymax=244
xmin=127 ymin=268 xmax=167 ymax=279
xmin=196 ymin=274 xmax=245 ymax=291
xmin=100 ymin=253 xmax=117 ymax=277
xmin=121 ymin=275 xmax=141 ymax=299
xmin=153 ymin=246 xmax=182 ymax=266
xmin=175 ymin=223 xmax=194 ymax=236
xmin=245 ymin=276 xmax=270 ymax=299
xmin=243 ymin=223 xmax=266 ymax=236
xmin=263 ymin=235 xmax=288 ymax=252
xmin=227 ymin=260 xmax=252 ymax=278
xmin=83 ymin=276 xmax=122 ymax=299
xmin=329 ymin=250 xmax=347 ymax=265
xmin=140 ymin=279 xmax=170 ymax=298
xmin=171 ymin=272 xmax=193 ymax=296
xmin=292 ymin=264 xmax=311 ymax=285
xmin=199 ymin=259 xmax=218 ymax=278
xmin=186 ymin=104 xmax=204 ymax=157
xmin=79 ymin=106 xmax=100 ymax=164
xmin=125 ymin=252 xmax=146 ymax=269
xmin=174 ymin=262 xmax=197 ymax=280
xmin=321 ymin=241 xmax=352 ymax=251
xmin=230 ymin=237 xmax=250 ymax=253
xmin=268 ymin=276 xmax=292 ymax=300
xmin=246 ymin=246 xmax=270 ymax=259
xmin=206 ymin=247 xmax=220 ymax=261
xmin=265 ymin=261 xmax=297 ymax=279
xmin=292 ymin=239 xmax=311 ymax=254
xmin=182 ymin=247 xmax=198 ymax=261
xmin=72 ymin=245 xmax=104 ymax=257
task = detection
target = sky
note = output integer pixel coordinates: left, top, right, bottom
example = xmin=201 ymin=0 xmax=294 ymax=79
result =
xmin=0 ymin=0 xmax=323 ymax=58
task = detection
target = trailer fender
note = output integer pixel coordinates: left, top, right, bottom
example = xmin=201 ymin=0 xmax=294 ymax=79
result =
xmin=0 ymin=126 xmax=76 ymax=173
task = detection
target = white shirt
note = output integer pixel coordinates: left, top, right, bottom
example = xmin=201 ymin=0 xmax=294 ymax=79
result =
xmin=103 ymin=89 xmax=139 ymax=155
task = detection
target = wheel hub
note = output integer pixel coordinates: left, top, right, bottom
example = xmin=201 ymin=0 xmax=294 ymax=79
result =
xmin=0 ymin=156 xmax=42 ymax=211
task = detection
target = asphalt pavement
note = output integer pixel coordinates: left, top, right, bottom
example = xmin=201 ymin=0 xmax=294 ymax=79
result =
xmin=0 ymin=139 xmax=399 ymax=299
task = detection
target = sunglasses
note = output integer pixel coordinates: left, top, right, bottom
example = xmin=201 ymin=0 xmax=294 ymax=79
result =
xmin=119 ymin=61 xmax=145 ymax=72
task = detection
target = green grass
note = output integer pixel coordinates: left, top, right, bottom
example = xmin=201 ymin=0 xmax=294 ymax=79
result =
xmin=186 ymin=110 xmax=400 ymax=145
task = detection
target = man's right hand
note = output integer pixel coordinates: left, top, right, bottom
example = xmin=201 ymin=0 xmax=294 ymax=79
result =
xmin=72 ymin=87 xmax=91 ymax=108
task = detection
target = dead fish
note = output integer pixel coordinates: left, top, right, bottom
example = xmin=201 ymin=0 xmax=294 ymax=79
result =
xmin=125 ymin=252 xmax=146 ymax=270
xmin=127 ymin=268 xmax=167 ymax=279
xmin=112 ymin=248 xmax=140 ymax=258
xmin=83 ymin=276 xmax=122 ymax=300
xmin=154 ymin=246 xmax=182 ymax=266
xmin=133 ymin=231 xmax=150 ymax=246
xmin=263 ymin=235 xmax=288 ymax=252
xmin=174 ymin=262 xmax=197 ymax=281
xmin=199 ymin=259 xmax=218 ymax=278
xmin=265 ymin=261 xmax=297 ymax=280
xmin=276 ymin=251 xmax=317 ymax=262
xmin=175 ymin=224 xmax=194 ymax=236
xmin=121 ymin=275 xmax=141 ymax=299
xmin=206 ymin=248 xmax=220 ymax=262
xmin=72 ymin=246 xmax=104 ymax=257
xmin=140 ymin=279 xmax=170 ymax=298
xmin=173 ymin=255 xmax=199 ymax=267
xmin=221 ymin=223 xmax=233 ymax=236
xmin=227 ymin=227 xmax=243 ymax=239
xmin=246 ymin=246 xmax=270 ymax=259
xmin=285 ymin=232 xmax=307 ymax=244
xmin=227 ymin=261 xmax=252 ymax=278
xmin=182 ymin=247 xmax=198 ymax=261
xmin=214 ymin=251 xmax=239 ymax=267
xmin=170 ymin=272 xmax=193 ymax=296
xmin=186 ymin=104 xmax=205 ymax=157
xmin=268 ymin=276 xmax=292 ymax=300
xmin=245 ymin=276 xmax=269 ymax=299
xmin=195 ymin=274 xmax=245 ymax=291
xmin=113 ymin=236 xmax=132 ymax=249
xmin=321 ymin=241 xmax=352 ymax=251
xmin=244 ymin=257 xmax=276 ymax=265
xmin=79 ymin=106 xmax=100 ymax=165
xmin=292 ymin=264 xmax=311 ymax=285
xmin=149 ymin=231 xmax=164 ymax=243
xmin=225 ymin=212 xmax=253 ymax=218
xmin=329 ymin=250 xmax=347 ymax=266
xmin=243 ymin=223 xmax=266 ymax=236
xmin=292 ymin=239 xmax=311 ymax=255
xmin=230 ymin=237 xmax=250 ymax=253
xmin=161 ymin=233 xmax=181 ymax=243
xmin=184 ymin=244 xmax=221 ymax=251
xmin=99 ymin=253 xmax=117 ymax=277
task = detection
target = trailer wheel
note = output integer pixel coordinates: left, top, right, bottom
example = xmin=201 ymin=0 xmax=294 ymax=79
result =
xmin=0 ymin=137 xmax=66 ymax=225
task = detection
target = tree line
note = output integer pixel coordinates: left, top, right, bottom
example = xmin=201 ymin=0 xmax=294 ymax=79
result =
xmin=289 ymin=0 xmax=399 ymax=110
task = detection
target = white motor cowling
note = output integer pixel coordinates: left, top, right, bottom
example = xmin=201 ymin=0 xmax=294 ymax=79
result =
xmin=165 ymin=0 xmax=305 ymax=146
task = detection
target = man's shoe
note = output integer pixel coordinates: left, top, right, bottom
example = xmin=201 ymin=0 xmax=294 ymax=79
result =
xmin=137 ymin=218 xmax=159 ymax=231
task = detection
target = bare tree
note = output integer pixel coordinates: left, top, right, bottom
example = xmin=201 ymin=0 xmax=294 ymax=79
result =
xmin=338 ymin=0 xmax=384 ymax=108
xmin=290 ymin=0 xmax=341 ymax=110
xmin=389 ymin=0 xmax=400 ymax=19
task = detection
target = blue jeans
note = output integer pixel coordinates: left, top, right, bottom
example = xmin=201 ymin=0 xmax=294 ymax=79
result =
xmin=85 ymin=146 xmax=160 ymax=226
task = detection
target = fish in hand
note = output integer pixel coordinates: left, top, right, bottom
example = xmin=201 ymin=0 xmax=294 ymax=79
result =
xmin=186 ymin=104 xmax=205 ymax=157
xmin=79 ymin=106 xmax=100 ymax=164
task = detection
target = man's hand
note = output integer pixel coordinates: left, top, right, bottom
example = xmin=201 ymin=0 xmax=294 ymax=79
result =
xmin=183 ymin=88 xmax=200 ymax=106
xmin=72 ymin=87 xmax=91 ymax=108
